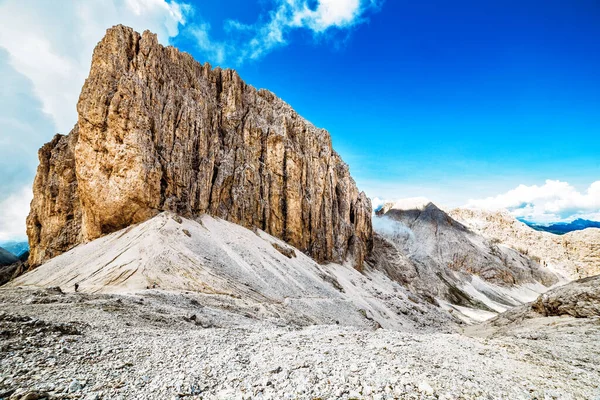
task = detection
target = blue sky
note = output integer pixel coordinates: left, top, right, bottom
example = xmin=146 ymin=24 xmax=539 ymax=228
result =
xmin=0 ymin=0 xmax=599 ymax=239
xmin=173 ymin=0 xmax=600 ymax=203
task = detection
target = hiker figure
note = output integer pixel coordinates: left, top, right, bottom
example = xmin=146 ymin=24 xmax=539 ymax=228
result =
xmin=74 ymin=283 xmax=79 ymax=292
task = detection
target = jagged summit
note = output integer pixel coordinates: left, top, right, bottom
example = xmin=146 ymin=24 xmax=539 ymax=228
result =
xmin=381 ymin=202 xmax=471 ymax=234
xmin=374 ymin=197 xmax=432 ymax=215
xmin=27 ymin=25 xmax=372 ymax=269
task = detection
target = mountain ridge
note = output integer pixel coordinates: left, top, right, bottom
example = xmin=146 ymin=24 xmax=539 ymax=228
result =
xmin=523 ymin=218 xmax=600 ymax=235
xmin=372 ymin=202 xmax=558 ymax=322
xmin=0 ymin=241 xmax=29 ymax=257
xmin=450 ymin=207 xmax=600 ymax=280
xmin=0 ymin=247 xmax=17 ymax=267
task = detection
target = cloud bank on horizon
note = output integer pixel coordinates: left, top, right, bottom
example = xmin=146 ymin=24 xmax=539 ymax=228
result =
xmin=465 ymin=180 xmax=600 ymax=224
xmin=373 ymin=180 xmax=600 ymax=224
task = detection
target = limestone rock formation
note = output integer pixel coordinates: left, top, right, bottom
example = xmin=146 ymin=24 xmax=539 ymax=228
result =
xmin=531 ymin=275 xmax=600 ymax=318
xmin=485 ymin=274 xmax=600 ymax=331
xmin=27 ymin=25 xmax=372 ymax=269
xmin=449 ymin=208 xmax=600 ymax=280
xmin=27 ymin=129 xmax=82 ymax=266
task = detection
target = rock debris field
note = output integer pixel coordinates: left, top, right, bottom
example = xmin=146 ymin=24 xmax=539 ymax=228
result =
xmin=1 ymin=288 xmax=599 ymax=400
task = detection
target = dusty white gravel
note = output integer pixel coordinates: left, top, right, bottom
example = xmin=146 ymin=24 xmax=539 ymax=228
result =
xmin=1 ymin=288 xmax=599 ymax=400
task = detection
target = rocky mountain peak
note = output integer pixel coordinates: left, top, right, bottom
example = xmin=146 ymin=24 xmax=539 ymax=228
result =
xmin=27 ymin=25 xmax=373 ymax=268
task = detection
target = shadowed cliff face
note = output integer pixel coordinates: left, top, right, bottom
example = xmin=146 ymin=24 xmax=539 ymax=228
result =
xmin=27 ymin=25 xmax=373 ymax=269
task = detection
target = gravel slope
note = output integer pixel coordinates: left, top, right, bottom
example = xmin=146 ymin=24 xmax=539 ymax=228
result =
xmin=1 ymin=288 xmax=599 ymax=400
xmin=7 ymin=213 xmax=456 ymax=332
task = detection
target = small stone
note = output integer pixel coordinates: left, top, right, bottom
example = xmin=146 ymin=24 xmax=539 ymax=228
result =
xmin=68 ymin=379 xmax=83 ymax=393
xmin=418 ymin=380 xmax=434 ymax=395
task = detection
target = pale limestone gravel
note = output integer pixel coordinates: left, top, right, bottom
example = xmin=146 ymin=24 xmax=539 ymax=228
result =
xmin=1 ymin=289 xmax=599 ymax=400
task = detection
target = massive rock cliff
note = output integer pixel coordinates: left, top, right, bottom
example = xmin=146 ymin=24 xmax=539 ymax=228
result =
xmin=27 ymin=25 xmax=372 ymax=268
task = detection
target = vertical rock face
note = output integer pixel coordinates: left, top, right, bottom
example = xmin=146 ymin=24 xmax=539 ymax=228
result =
xmin=27 ymin=128 xmax=82 ymax=266
xmin=28 ymin=25 xmax=373 ymax=269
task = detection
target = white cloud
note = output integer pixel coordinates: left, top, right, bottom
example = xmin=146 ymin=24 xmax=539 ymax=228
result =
xmin=189 ymin=24 xmax=228 ymax=65
xmin=0 ymin=0 xmax=189 ymax=134
xmin=0 ymin=0 xmax=190 ymax=240
xmin=465 ymin=180 xmax=600 ymax=223
xmin=190 ymin=0 xmax=382 ymax=64
xmin=371 ymin=196 xmax=432 ymax=213
xmin=0 ymin=186 xmax=32 ymax=242
xmin=290 ymin=0 xmax=363 ymax=31
xmin=372 ymin=215 xmax=415 ymax=240
xmin=0 ymin=49 xmax=54 ymax=198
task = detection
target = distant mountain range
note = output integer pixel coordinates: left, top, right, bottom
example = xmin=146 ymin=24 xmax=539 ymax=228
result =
xmin=0 ymin=241 xmax=29 ymax=257
xmin=521 ymin=219 xmax=600 ymax=235
xmin=0 ymin=247 xmax=18 ymax=267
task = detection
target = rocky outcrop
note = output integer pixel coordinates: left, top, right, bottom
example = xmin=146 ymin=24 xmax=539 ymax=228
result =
xmin=531 ymin=275 xmax=600 ymax=318
xmin=27 ymin=129 xmax=82 ymax=267
xmin=486 ymin=275 xmax=600 ymax=330
xmin=450 ymin=208 xmax=600 ymax=280
xmin=27 ymin=25 xmax=372 ymax=268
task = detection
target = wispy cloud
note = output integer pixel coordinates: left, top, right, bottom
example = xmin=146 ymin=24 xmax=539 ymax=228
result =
xmin=189 ymin=0 xmax=383 ymax=65
xmin=0 ymin=0 xmax=190 ymax=134
xmin=0 ymin=186 xmax=32 ymax=242
xmin=465 ymin=180 xmax=600 ymax=223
